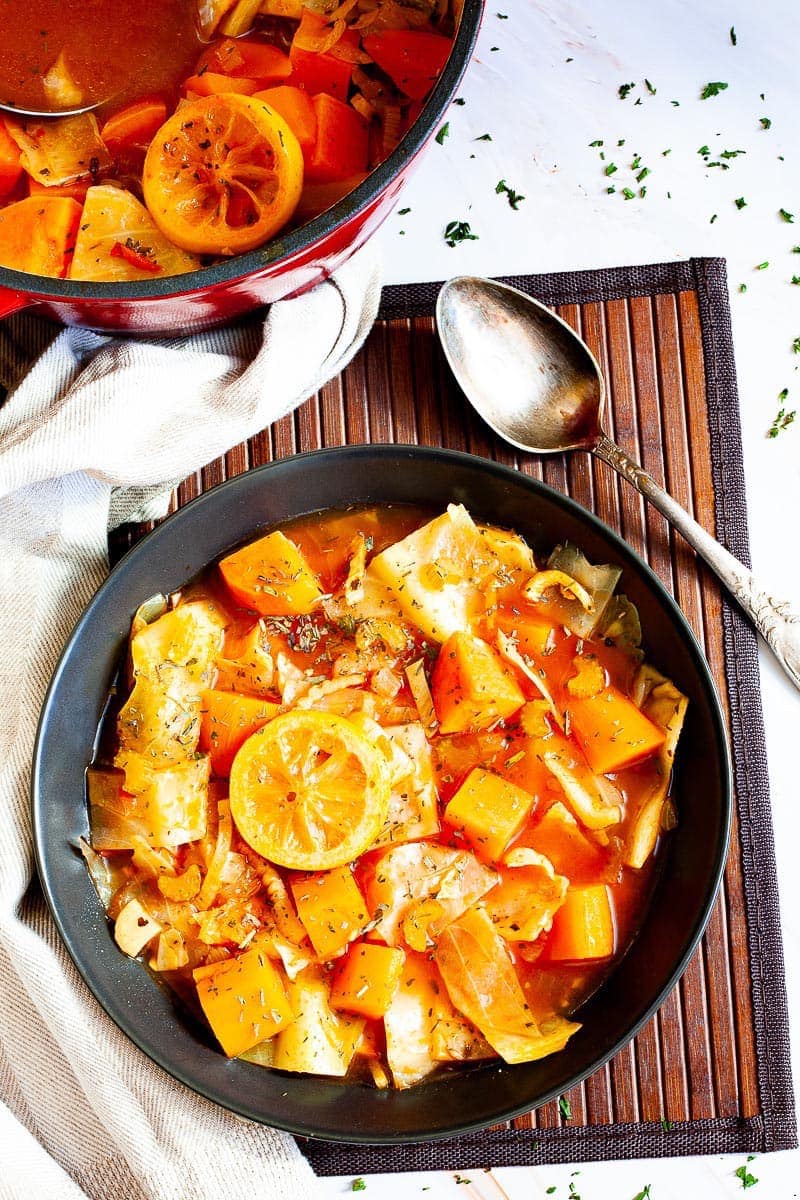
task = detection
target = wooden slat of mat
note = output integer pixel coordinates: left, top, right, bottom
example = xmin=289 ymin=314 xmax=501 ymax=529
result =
xmin=108 ymin=281 xmax=762 ymax=1142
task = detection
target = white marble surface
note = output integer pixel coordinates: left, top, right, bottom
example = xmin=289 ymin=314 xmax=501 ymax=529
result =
xmin=320 ymin=0 xmax=800 ymax=1196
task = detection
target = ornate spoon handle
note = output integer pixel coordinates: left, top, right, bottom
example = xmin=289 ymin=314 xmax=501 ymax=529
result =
xmin=593 ymin=433 xmax=800 ymax=692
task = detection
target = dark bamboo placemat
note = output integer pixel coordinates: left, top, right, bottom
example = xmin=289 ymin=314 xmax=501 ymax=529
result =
xmin=110 ymin=256 xmax=796 ymax=1170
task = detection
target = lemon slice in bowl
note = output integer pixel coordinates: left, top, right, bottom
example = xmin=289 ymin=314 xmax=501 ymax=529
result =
xmin=229 ymin=710 xmax=391 ymax=870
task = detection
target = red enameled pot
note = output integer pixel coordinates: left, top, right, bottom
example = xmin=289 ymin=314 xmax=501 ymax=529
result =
xmin=0 ymin=2 xmax=483 ymax=335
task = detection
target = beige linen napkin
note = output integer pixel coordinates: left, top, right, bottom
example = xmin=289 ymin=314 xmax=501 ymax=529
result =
xmin=0 ymin=242 xmax=382 ymax=1200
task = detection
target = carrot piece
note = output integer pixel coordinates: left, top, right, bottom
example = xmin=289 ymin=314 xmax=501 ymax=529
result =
xmin=431 ymin=630 xmax=525 ymax=734
xmin=330 ymin=942 xmax=405 ymax=1019
xmin=290 ymin=866 xmax=370 ymax=961
xmin=219 ymin=529 xmax=325 ymax=616
xmin=101 ymin=101 xmax=165 ymax=154
xmin=305 ymin=93 xmax=368 ymax=182
xmin=0 ymin=121 xmax=23 ymax=199
xmin=199 ymin=689 xmax=279 ymax=777
xmin=100 ymin=98 xmax=167 ymax=152
xmin=444 ymin=767 xmax=535 ymax=862
xmin=193 ymin=942 xmax=293 ymax=1057
xmin=362 ymin=31 xmax=452 ymax=101
xmin=568 ymin=685 xmax=665 ymax=774
xmin=0 ymin=195 xmax=82 ymax=277
xmin=253 ymin=85 xmax=317 ymax=152
xmin=28 ymin=177 xmax=90 ymax=202
xmin=546 ymin=884 xmax=615 ymax=962
xmin=289 ymin=12 xmax=357 ymax=101
xmin=183 ymin=72 xmax=259 ymax=97
xmin=231 ymin=40 xmax=292 ymax=82
xmin=198 ymin=37 xmax=292 ymax=82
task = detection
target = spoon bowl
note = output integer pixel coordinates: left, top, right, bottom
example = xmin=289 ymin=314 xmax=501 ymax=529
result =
xmin=0 ymin=100 xmax=103 ymax=118
xmin=436 ymin=274 xmax=800 ymax=693
xmin=436 ymin=276 xmax=602 ymax=453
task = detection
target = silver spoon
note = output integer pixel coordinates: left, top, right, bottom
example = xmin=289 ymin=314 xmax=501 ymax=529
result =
xmin=436 ymin=274 xmax=800 ymax=692
xmin=0 ymin=100 xmax=101 ymax=118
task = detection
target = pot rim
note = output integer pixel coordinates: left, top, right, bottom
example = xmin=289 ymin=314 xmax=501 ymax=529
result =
xmin=0 ymin=2 xmax=483 ymax=303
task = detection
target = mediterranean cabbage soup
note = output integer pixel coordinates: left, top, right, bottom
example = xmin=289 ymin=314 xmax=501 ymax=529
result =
xmin=83 ymin=505 xmax=687 ymax=1088
xmin=0 ymin=0 xmax=456 ymax=279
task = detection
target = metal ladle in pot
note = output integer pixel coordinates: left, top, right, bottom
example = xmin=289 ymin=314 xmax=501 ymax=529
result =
xmin=435 ymin=275 xmax=800 ymax=693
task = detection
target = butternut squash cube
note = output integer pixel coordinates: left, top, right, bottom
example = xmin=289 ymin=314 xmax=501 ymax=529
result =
xmin=220 ymin=530 xmax=324 ymax=616
xmin=432 ymin=630 xmax=525 ymax=734
xmin=330 ymin=942 xmax=405 ymax=1019
xmin=193 ymin=942 xmax=293 ymax=1057
xmin=546 ymin=884 xmax=615 ymax=962
xmin=568 ymin=685 xmax=665 ymax=775
xmin=444 ymin=767 xmax=535 ymax=862
xmin=199 ymin=689 xmax=279 ymax=777
xmin=290 ymin=865 xmax=369 ymax=961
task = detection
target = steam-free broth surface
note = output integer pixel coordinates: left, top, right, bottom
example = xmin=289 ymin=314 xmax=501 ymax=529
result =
xmin=84 ymin=503 xmax=686 ymax=1088
xmin=0 ymin=0 xmax=201 ymax=111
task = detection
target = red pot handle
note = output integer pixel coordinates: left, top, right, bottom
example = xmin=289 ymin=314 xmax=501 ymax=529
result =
xmin=0 ymin=287 xmax=32 ymax=320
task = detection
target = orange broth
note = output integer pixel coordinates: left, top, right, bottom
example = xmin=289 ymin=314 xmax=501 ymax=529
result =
xmin=0 ymin=0 xmax=201 ymax=112
xmin=87 ymin=503 xmax=674 ymax=1084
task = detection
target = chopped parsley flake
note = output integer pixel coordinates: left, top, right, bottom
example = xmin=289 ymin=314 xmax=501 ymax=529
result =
xmin=622 ymin=187 xmax=636 ymax=199
xmin=589 ymin=139 xmax=604 ymax=147
xmin=444 ymin=220 xmax=478 ymax=247
xmin=730 ymin=26 xmax=737 ymax=45
xmin=474 ymin=132 xmax=492 ymax=141
xmin=495 ymin=178 xmax=525 ymax=208
xmin=645 ymin=78 xmax=656 ymax=94
xmin=698 ymin=145 xmax=710 ymax=157
xmin=496 ymin=10 xmax=508 ymax=16
xmin=768 ymin=390 xmax=795 ymax=438
xmin=618 ymin=81 xmax=636 ymax=99
xmin=756 ymin=261 xmax=769 ymax=270
xmin=546 ymin=1190 xmax=556 ymax=1196
xmin=792 ymin=276 xmax=800 ymax=285
xmin=739 ymin=283 xmax=747 ymax=292
xmin=660 ymin=1117 xmax=674 ymax=1131
xmin=779 ymin=208 xmax=795 ymax=223
xmin=558 ymin=1095 xmax=573 ymax=1119
xmin=792 ymin=337 xmax=800 ymax=354
xmin=397 ymin=207 xmax=410 ymax=215
xmin=351 ymin=1179 xmax=366 ymax=1192
xmin=734 ymin=1160 xmax=760 ymax=1187
xmin=435 ymin=122 xmax=449 ymax=145
xmin=759 ymin=116 xmax=772 ymax=129
xmin=453 ymin=97 xmax=465 ymax=105
xmin=701 ymin=80 xmax=728 ymax=99
xmin=710 ymin=214 xmax=718 ymax=223
xmin=604 ymin=162 xmax=618 ymax=176
xmin=735 ymin=196 xmax=747 ymax=209
xmin=633 ymin=1188 xmax=652 ymax=1200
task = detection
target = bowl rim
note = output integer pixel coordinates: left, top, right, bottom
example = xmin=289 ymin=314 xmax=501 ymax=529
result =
xmin=0 ymin=2 xmax=483 ymax=303
xmin=31 ymin=444 xmax=733 ymax=1141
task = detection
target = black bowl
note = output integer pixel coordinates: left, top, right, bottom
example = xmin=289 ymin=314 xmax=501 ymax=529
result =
xmin=32 ymin=445 xmax=731 ymax=1143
